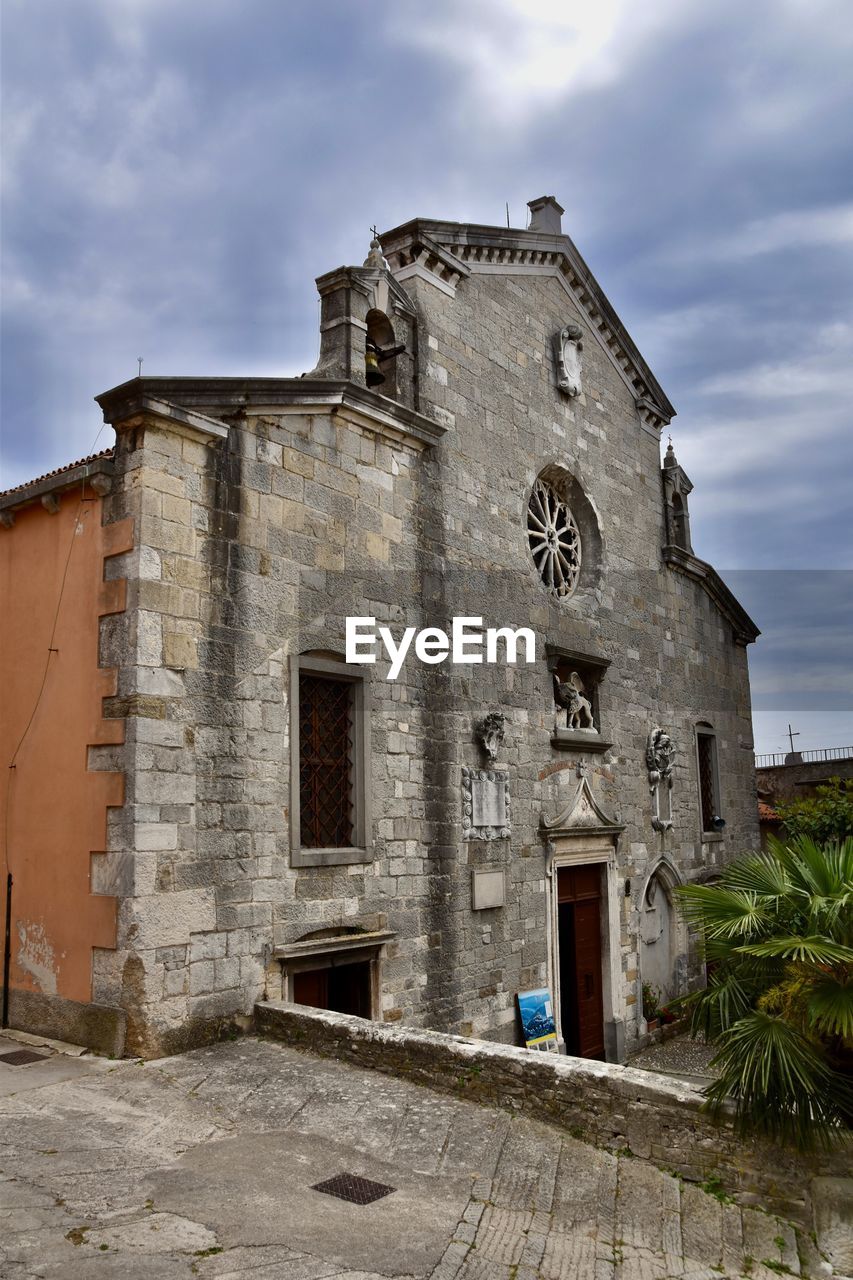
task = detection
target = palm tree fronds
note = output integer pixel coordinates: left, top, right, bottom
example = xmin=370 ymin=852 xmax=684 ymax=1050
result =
xmin=738 ymin=936 xmax=853 ymax=964
xmin=807 ymin=974 xmax=853 ymax=1041
xmin=677 ymin=835 xmax=852 ymax=1150
xmin=681 ymin=968 xmax=754 ymax=1039
xmin=676 ymin=886 xmax=770 ymax=939
xmin=724 ymin=853 xmax=791 ymax=899
xmin=703 ymin=1011 xmax=853 ymax=1150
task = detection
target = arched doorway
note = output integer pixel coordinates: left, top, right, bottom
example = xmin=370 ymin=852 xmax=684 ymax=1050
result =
xmin=639 ymin=860 xmax=684 ymax=1005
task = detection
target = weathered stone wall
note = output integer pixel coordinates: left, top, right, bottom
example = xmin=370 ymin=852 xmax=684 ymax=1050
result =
xmin=93 ymin=220 xmax=759 ymax=1057
xmin=757 ymin=757 xmax=853 ymax=805
xmin=256 ymin=1000 xmax=849 ymax=1229
xmin=393 ymin=260 xmax=758 ymax=1046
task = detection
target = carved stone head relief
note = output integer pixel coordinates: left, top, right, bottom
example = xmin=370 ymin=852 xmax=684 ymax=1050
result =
xmin=476 ymin=711 xmax=507 ymax=763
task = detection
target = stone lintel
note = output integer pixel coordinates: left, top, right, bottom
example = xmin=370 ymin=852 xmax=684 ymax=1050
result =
xmin=662 ymin=545 xmax=760 ymax=646
xmin=545 ymin=644 xmax=611 ymax=675
xmin=274 ymin=929 xmax=397 ymax=961
xmin=550 ymin=731 xmax=613 ymax=754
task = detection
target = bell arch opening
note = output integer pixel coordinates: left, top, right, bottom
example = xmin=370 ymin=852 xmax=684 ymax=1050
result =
xmin=365 ymin=309 xmax=398 ymax=396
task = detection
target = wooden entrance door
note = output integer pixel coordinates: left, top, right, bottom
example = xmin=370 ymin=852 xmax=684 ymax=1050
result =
xmin=557 ymin=865 xmax=605 ymax=1060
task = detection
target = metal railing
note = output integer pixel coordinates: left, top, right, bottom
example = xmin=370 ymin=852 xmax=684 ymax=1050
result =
xmin=755 ymin=746 xmax=853 ymax=769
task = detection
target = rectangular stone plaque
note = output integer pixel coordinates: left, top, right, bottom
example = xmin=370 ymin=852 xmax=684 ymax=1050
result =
xmin=462 ymin=767 xmax=510 ymax=841
xmin=471 ymin=776 xmax=506 ymax=828
xmin=472 ymin=868 xmax=506 ymax=911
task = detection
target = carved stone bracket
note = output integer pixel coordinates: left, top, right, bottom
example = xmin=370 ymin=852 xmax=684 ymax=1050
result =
xmin=462 ymin=767 xmax=511 ymax=841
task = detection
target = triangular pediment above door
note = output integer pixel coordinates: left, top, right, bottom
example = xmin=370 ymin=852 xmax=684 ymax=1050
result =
xmin=541 ymin=775 xmax=624 ymax=839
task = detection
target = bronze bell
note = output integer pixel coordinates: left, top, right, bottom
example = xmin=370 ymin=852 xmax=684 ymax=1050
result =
xmin=365 ymin=341 xmax=385 ymax=387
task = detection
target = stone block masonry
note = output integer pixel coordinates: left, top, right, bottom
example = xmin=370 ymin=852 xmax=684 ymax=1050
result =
xmin=84 ymin=203 xmax=761 ymax=1062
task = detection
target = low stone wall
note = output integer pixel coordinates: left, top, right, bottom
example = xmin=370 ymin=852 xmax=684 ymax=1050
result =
xmin=9 ymin=989 xmax=126 ymax=1057
xmin=256 ymin=1000 xmax=850 ymax=1228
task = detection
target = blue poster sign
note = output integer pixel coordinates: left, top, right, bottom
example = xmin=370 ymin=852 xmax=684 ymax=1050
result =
xmin=516 ymin=987 xmax=557 ymax=1049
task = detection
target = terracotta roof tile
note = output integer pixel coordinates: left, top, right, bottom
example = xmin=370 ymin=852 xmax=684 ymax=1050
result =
xmin=0 ymin=447 xmax=114 ymax=498
xmin=758 ymin=800 xmax=780 ymax=822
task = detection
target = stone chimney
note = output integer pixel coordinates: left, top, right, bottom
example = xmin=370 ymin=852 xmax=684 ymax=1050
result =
xmin=527 ymin=195 xmax=564 ymax=235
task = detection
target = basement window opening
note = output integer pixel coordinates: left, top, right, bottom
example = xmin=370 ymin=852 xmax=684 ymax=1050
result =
xmin=276 ymin=928 xmax=396 ymax=1022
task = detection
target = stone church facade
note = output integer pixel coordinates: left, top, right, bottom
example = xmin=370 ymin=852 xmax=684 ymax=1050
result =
xmin=0 ymin=196 xmax=759 ymax=1059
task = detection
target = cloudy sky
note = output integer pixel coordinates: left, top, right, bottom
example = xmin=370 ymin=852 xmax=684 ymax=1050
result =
xmin=2 ymin=0 xmax=851 ymax=755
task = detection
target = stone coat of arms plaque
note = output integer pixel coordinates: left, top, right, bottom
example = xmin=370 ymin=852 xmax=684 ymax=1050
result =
xmin=462 ymin=767 xmax=511 ymax=841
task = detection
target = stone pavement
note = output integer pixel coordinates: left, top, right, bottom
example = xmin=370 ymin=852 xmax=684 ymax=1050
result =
xmin=628 ymin=1034 xmax=719 ymax=1088
xmin=0 ymin=1036 xmax=834 ymax=1280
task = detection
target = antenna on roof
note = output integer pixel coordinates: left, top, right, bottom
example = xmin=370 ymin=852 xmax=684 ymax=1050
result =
xmin=506 ymin=202 xmax=510 ymax=228
xmin=137 ymin=357 xmax=143 ymax=378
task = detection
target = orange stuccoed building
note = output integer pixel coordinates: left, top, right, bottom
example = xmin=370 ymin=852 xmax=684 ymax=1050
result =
xmin=1 ymin=451 xmax=132 ymax=1051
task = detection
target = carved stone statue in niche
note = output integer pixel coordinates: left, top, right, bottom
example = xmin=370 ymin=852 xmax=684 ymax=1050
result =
xmin=646 ymin=727 xmax=675 ymax=832
xmin=554 ymin=323 xmax=583 ymax=397
xmin=553 ymin=671 xmax=596 ymax=734
xmin=476 ymin=711 xmax=506 ymax=763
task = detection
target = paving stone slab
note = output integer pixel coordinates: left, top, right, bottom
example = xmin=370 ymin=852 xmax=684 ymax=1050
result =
xmin=0 ymin=1039 xmax=827 ymax=1280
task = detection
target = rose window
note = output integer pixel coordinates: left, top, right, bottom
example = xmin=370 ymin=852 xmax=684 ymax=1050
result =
xmin=527 ymin=477 xmax=582 ymax=600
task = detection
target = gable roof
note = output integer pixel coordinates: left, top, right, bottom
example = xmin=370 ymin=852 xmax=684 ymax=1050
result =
xmin=379 ymin=217 xmax=675 ymax=430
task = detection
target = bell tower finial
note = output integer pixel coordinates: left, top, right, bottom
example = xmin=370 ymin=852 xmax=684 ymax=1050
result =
xmin=364 ymin=228 xmax=388 ymax=270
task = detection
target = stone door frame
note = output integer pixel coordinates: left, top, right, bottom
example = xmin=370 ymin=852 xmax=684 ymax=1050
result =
xmin=546 ymin=833 xmax=626 ymax=1063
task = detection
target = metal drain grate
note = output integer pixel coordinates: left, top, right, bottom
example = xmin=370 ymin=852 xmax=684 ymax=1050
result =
xmin=0 ymin=1049 xmax=49 ymax=1067
xmin=311 ymin=1172 xmax=395 ymax=1206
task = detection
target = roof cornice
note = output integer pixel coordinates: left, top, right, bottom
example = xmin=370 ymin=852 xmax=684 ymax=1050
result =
xmin=96 ymin=377 xmax=448 ymax=450
xmin=662 ymin=545 xmax=760 ymax=646
xmin=380 ymin=217 xmax=675 ymax=429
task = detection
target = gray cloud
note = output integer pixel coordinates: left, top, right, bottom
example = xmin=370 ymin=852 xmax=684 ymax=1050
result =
xmin=2 ymin=0 xmax=851 ymax=753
